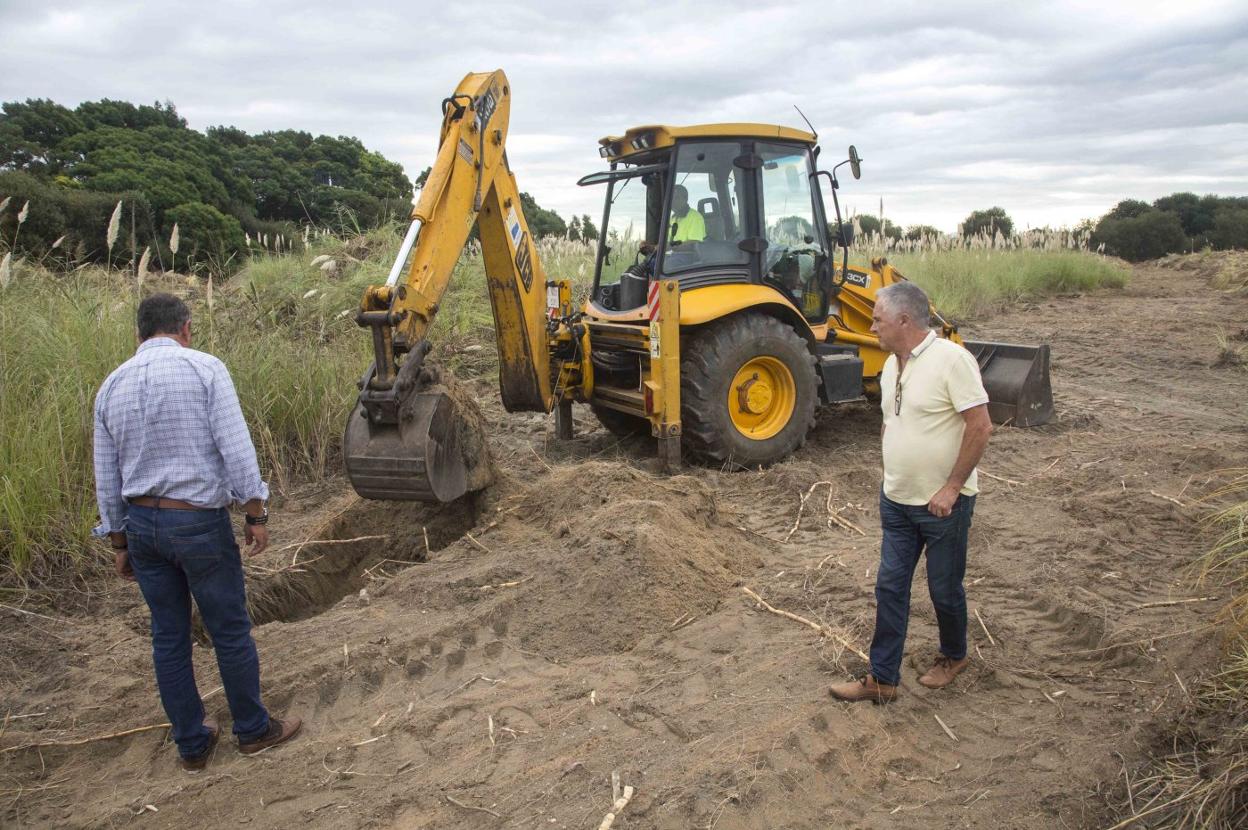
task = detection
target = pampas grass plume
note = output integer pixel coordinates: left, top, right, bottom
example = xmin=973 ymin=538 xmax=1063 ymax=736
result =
xmin=106 ymin=200 xmax=123 ymax=251
xmin=17 ymin=201 xmax=29 ymax=225
xmin=169 ymin=223 xmax=180 ymax=256
xmin=0 ymin=252 xmax=11 ymax=289
xmin=137 ymin=246 xmax=151 ymax=287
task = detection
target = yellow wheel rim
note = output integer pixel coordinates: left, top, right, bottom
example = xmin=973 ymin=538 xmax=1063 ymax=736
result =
xmin=727 ymin=356 xmax=796 ymax=440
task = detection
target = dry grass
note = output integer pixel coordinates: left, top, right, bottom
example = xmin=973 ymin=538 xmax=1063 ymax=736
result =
xmin=1105 ymin=471 xmax=1248 ymax=828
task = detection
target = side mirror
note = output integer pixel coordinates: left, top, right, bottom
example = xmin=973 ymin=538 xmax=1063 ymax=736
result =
xmin=838 ymin=222 xmax=855 ymax=247
xmin=848 ymin=145 xmax=862 ymax=180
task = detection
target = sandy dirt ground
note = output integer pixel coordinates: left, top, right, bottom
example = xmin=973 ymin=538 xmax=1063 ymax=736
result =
xmin=2 ymin=258 xmax=1247 ymax=829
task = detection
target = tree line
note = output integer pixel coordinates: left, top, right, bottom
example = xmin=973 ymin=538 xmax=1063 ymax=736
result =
xmin=0 ymin=98 xmax=588 ymax=274
xmin=854 ymin=197 xmax=1248 ymax=262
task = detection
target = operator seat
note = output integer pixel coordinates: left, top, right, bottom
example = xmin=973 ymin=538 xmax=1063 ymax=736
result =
xmin=697 ymin=197 xmax=724 ymax=240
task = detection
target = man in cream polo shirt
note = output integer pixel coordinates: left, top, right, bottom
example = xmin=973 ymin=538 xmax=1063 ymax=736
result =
xmin=830 ymin=281 xmax=992 ymax=704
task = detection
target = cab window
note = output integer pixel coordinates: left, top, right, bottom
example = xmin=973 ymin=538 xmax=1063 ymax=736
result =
xmin=661 ymin=141 xmax=750 ymax=275
xmin=758 ymin=142 xmax=826 ymax=318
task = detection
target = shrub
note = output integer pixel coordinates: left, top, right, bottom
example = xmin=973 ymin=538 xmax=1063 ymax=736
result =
xmin=1092 ymin=210 xmax=1188 ymax=261
xmin=164 ymin=202 xmax=246 ymax=273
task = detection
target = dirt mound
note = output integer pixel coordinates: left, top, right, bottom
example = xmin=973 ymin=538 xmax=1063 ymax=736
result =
xmin=372 ymin=461 xmax=764 ymax=660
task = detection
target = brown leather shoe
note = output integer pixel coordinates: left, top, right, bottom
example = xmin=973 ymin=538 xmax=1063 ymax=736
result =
xmin=918 ymin=655 xmax=969 ymax=689
xmin=179 ymin=717 xmax=219 ymax=772
xmin=238 ymin=715 xmax=303 ymax=755
xmin=829 ymin=675 xmax=898 ymax=704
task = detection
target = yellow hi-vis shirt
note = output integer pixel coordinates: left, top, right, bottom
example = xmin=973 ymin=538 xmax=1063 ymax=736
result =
xmin=669 ymin=208 xmax=706 ymax=243
xmin=880 ymin=330 xmax=990 ymax=505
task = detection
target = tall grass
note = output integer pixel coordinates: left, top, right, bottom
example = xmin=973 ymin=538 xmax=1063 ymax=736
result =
xmin=888 ymin=248 xmax=1129 ymax=319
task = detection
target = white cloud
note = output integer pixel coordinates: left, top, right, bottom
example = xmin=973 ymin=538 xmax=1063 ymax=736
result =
xmin=1 ymin=0 xmax=1246 ymax=234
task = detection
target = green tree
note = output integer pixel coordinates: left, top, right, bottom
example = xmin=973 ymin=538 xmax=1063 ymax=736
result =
xmin=414 ymin=166 xmax=432 ymax=189
xmin=519 ymin=191 xmax=567 ymax=238
xmin=1208 ymin=208 xmax=1248 ymax=250
xmin=580 ymin=213 xmax=598 ymax=242
xmin=905 ymin=224 xmax=943 ymax=241
xmin=164 ymin=202 xmax=246 ymax=272
xmin=1092 ymin=210 xmax=1187 ymax=261
xmin=1153 ymin=192 xmax=1216 ymax=238
xmin=857 ymin=215 xmax=901 ymax=240
xmin=1106 ymin=199 xmax=1151 ymax=220
xmin=960 ymin=207 xmax=1013 ymax=238
xmin=0 ymin=99 xmax=83 ymax=174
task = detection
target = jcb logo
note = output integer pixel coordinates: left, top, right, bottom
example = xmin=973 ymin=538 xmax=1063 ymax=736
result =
xmin=515 ymin=233 xmax=534 ymax=292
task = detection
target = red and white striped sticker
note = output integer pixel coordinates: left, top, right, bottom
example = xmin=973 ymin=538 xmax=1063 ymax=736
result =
xmin=647 ymin=281 xmax=660 ymax=320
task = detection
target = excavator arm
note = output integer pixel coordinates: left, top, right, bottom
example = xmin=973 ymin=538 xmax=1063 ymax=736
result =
xmin=346 ymin=69 xmax=556 ymax=501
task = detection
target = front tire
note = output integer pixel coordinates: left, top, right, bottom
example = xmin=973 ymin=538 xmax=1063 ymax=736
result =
xmin=681 ymin=313 xmax=817 ymax=467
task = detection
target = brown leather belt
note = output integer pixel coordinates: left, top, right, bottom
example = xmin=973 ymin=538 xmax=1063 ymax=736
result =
xmin=128 ymin=496 xmax=213 ymax=511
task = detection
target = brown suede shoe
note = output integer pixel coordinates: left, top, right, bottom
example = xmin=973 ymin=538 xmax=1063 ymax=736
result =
xmin=238 ymin=715 xmax=303 ymax=755
xmin=918 ymin=655 xmax=969 ymax=689
xmin=179 ymin=717 xmax=219 ymax=773
xmin=829 ymin=675 xmax=898 ymax=704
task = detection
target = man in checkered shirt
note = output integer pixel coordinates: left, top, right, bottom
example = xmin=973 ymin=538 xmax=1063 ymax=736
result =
xmin=94 ymin=293 xmax=302 ymax=771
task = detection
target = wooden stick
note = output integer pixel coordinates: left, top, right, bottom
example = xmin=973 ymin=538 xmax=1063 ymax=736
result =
xmin=445 ymin=794 xmax=502 ymax=818
xmin=528 ymin=445 xmax=553 ymax=472
xmin=475 ymin=577 xmax=532 ymax=591
xmin=464 ymin=532 xmax=491 ymax=553
xmin=1149 ymin=490 xmax=1186 ymax=508
xmin=975 ymin=607 xmax=997 ymax=647
xmin=272 ymin=534 xmax=389 ymax=556
xmin=785 ymin=481 xmax=831 ymax=542
xmin=933 ymin=714 xmax=958 ymax=742
xmin=1 ymin=722 xmax=170 ymax=754
xmin=1132 ymin=596 xmax=1216 ymax=610
xmin=422 ymin=526 xmax=430 ymax=559
xmin=978 ymin=470 xmax=1020 ymax=486
xmin=741 ymin=587 xmax=869 ymax=662
xmin=0 ymin=603 xmax=64 ymax=623
xmin=597 ymin=784 xmax=635 ymax=830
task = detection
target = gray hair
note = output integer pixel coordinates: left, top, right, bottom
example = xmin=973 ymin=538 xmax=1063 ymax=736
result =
xmin=876 ymin=281 xmax=931 ymax=328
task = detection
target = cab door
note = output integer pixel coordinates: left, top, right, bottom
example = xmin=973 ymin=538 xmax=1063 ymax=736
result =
xmin=755 ymin=142 xmax=830 ymax=321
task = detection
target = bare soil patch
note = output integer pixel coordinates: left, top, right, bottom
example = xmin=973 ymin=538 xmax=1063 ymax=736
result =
xmin=3 ymin=258 xmax=1247 ymax=828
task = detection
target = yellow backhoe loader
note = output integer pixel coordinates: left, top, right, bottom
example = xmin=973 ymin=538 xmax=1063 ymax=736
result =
xmin=344 ymin=70 xmax=1053 ymax=502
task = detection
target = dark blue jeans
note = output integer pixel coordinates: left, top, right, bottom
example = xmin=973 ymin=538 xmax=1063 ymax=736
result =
xmin=126 ymin=505 xmax=269 ymax=758
xmin=869 ymin=490 xmax=976 ymax=686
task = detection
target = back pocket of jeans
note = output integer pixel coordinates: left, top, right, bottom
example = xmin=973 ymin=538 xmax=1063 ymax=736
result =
xmin=170 ymin=527 xmax=224 ymax=579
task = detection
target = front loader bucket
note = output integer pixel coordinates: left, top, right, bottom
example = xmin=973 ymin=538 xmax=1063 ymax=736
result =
xmin=962 ymin=341 xmax=1054 ymax=427
xmin=344 ymin=387 xmax=492 ymax=502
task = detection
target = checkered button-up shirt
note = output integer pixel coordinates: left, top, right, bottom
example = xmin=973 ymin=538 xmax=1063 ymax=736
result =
xmin=92 ymin=337 xmax=269 ymax=536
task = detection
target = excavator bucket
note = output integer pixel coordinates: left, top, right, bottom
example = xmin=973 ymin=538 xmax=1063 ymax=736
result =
xmin=344 ymin=386 xmax=493 ymax=502
xmin=961 ymin=341 xmax=1054 ymax=427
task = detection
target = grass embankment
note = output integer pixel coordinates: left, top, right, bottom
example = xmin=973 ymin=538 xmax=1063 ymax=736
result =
xmin=1 ymin=228 xmax=1126 ymax=580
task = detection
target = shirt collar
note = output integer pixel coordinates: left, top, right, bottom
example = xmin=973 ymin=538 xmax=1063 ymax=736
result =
xmin=137 ymin=336 xmax=182 ymax=353
xmin=909 ymin=329 xmax=938 ymax=358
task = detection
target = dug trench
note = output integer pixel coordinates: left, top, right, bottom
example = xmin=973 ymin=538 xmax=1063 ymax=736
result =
xmin=2 ymin=256 xmax=1247 ymax=829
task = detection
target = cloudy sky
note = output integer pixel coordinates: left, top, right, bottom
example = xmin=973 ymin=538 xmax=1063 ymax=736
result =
xmin=3 ymin=0 xmax=1246 ymax=233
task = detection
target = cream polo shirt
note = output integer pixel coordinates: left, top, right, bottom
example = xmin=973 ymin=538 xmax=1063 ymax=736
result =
xmin=880 ymin=330 xmax=990 ymax=505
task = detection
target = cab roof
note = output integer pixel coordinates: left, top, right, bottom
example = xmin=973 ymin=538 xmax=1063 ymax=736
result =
xmin=598 ymin=123 xmax=816 ymax=162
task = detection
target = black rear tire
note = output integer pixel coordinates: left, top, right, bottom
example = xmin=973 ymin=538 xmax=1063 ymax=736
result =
xmin=681 ymin=313 xmax=818 ymax=467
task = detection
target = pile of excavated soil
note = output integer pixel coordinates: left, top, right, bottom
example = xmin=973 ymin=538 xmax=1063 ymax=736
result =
xmin=371 ymin=461 xmax=764 ymax=660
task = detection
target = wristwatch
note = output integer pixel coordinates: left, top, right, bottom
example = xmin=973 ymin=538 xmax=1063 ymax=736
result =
xmin=244 ymin=506 xmax=269 ymax=526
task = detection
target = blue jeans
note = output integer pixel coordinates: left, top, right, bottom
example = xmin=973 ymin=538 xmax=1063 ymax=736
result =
xmin=869 ymin=490 xmax=976 ymax=687
xmin=126 ymin=505 xmax=270 ymax=758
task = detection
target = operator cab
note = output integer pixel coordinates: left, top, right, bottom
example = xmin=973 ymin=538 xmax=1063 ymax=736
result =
xmin=578 ymin=124 xmax=840 ymax=322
